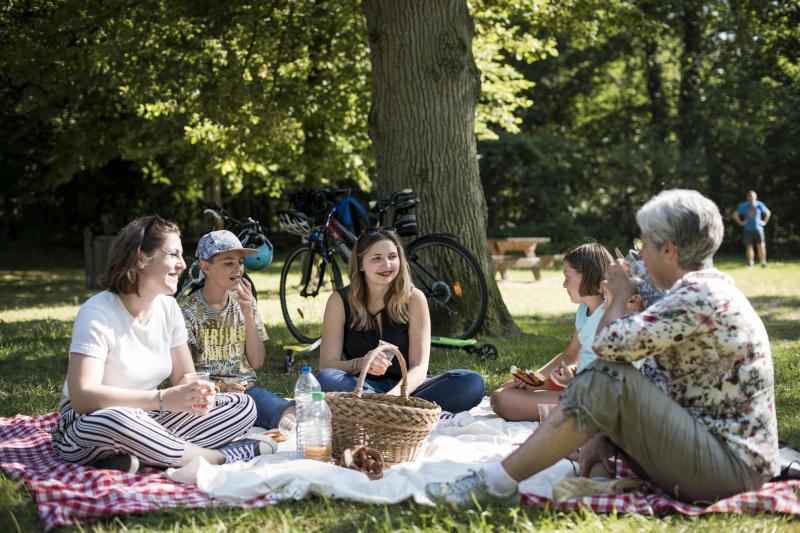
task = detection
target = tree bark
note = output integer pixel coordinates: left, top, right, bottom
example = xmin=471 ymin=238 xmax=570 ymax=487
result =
xmin=678 ymin=0 xmax=705 ymax=185
xmin=361 ymin=0 xmax=518 ymax=336
xmin=643 ymin=36 xmax=669 ymax=194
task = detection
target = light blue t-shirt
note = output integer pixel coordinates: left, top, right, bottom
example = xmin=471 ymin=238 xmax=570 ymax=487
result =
xmin=736 ymin=201 xmax=768 ymax=232
xmin=575 ymin=302 xmax=605 ymax=373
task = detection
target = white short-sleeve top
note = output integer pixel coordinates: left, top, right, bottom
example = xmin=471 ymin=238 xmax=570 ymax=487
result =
xmin=63 ymin=291 xmax=188 ymax=398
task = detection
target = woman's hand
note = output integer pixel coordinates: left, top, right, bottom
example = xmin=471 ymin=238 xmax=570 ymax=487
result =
xmin=232 ymin=277 xmax=256 ymax=311
xmin=603 ymin=260 xmax=637 ymax=304
xmin=550 ymin=361 xmax=575 ymax=387
xmin=164 ymin=380 xmax=216 ymax=415
xmin=362 ymin=348 xmax=393 ymax=376
xmin=578 ymin=434 xmax=616 ymax=477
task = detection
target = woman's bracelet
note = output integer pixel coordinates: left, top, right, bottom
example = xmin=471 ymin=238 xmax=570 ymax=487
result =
xmin=158 ymin=389 xmax=164 ymax=422
xmin=351 ymin=358 xmax=361 ymax=375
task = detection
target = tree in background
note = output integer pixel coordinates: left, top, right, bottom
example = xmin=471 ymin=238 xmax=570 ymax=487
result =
xmin=0 ymin=0 xmax=546 ymax=240
xmin=479 ymin=0 xmax=800 ymax=255
xmin=361 ymin=0 xmax=549 ymax=335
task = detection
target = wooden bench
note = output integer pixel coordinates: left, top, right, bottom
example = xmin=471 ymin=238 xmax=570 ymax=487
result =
xmin=488 ymin=237 xmax=553 ymax=281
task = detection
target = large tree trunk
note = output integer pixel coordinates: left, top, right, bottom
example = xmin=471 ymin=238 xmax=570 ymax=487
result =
xmin=361 ymin=0 xmax=518 ymax=336
xmin=643 ymin=35 xmax=669 ymax=194
xmin=302 ymin=0 xmax=331 ymax=189
xmin=678 ymin=0 xmax=705 ymax=186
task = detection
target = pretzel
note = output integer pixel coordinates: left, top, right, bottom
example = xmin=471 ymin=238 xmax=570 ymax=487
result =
xmin=510 ymin=365 xmax=545 ymax=387
xmin=263 ymin=430 xmax=287 ymax=443
xmin=336 ymin=445 xmax=385 ymax=480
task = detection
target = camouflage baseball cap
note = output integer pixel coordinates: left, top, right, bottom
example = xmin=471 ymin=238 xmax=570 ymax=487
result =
xmin=196 ymin=230 xmax=257 ymax=261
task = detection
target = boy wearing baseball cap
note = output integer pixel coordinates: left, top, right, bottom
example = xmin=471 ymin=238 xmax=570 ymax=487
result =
xmin=179 ymin=230 xmax=295 ymax=432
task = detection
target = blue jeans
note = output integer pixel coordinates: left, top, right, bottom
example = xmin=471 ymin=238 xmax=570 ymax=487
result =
xmin=316 ymin=368 xmax=484 ymax=413
xmin=245 ymin=386 xmax=294 ymax=429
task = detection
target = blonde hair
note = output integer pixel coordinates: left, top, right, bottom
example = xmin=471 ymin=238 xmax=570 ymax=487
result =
xmin=346 ymin=229 xmax=413 ymax=330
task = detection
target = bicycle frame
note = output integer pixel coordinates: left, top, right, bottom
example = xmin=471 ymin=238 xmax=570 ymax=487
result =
xmin=298 ymin=208 xmax=341 ymax=298
xmin=280 ymin=187 xmax=488 ymax=342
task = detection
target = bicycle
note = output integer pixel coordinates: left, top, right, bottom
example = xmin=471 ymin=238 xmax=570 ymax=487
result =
xmin=174 ymin=200 xmax=274 ymax=300
xmin=278 ymin=188 xmax=488 ymax=344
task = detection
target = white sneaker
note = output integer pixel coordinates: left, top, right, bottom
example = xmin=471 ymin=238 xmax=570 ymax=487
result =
xmin=437 ymin=411 xmax=476 ymax=429
xmin=426 ymin=469 xmax=519 ymax=508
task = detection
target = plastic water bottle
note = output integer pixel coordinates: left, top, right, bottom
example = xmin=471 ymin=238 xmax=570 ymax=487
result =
xmin=303 ymin=391 xmax=332 ymax=461
xmin=294 ymin=365 xmax=321 ymax=456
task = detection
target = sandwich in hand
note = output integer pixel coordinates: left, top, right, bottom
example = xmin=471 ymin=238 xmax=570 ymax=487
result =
xmin=510 ymin=365 xmax=545 ymax=387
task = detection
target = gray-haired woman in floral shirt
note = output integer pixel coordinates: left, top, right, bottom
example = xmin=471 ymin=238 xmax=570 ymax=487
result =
xmin=427 ymin=189 xmax=779 ymax=507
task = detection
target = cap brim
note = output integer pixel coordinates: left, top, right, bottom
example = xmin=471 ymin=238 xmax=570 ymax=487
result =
xmin=206 ymin=248 xmax=259 ymax=259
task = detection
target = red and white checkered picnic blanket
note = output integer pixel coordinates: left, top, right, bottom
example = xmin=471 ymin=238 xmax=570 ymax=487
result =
xmin=3 ymin=413 xmax=799 ymax=528
xmin=0 ymin=413 xmax=275 ymax=530
xmin=521 ymin=460 xmax=800 ymax=515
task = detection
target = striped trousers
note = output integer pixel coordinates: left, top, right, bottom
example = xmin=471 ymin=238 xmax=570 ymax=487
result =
xmin=51 ymin=392 xmax=256 ymax=468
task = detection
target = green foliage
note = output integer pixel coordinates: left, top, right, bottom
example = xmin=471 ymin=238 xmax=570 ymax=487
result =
xmin=0 ymin=0 xmax=549 ymax=241
xmin=479 ymin=0 xmax=800 ymax=255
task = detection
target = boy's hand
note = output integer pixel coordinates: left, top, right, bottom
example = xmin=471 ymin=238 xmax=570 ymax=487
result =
xmin=224 ymin=381 xmax=248 ymax=393
xmin=233 ymin=277 xmax=256 ymax=310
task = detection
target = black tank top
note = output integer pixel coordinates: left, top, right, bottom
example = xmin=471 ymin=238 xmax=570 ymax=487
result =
xmin=338 ymin=286 xmax=409 ymax=381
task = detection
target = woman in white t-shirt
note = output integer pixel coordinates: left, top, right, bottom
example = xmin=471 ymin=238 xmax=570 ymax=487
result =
xmin=52 ymin=216 xmax=268 ymax=473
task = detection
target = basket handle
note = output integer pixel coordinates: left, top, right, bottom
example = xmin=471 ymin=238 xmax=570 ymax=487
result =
xmin=354 ymin=344 xmax=408 ymax=400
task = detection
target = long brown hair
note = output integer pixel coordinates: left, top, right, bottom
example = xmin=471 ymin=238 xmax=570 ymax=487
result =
xmin=346 ymin=229 xmax=413 ymax=330
xmin=101 ymin=215 xmax=181 ymax=295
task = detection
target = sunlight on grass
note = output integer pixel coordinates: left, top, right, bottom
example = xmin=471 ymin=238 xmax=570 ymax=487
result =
xmin=1 ymin=257 xmax=799 ymax=531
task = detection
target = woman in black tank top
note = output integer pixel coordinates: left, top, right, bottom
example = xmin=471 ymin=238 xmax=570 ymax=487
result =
xmin=317 ymin=229 xmax=484 ymax=414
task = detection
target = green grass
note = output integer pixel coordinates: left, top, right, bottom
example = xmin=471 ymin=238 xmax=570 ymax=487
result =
xmin=1 ymin=257 xmax=799 ymax=531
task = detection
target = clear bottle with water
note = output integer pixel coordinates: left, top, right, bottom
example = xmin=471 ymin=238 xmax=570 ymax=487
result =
xmin=303 ymin=391 xmax=332 ymax=461
xmin=294 ymin=365 xmax=321 ymax=456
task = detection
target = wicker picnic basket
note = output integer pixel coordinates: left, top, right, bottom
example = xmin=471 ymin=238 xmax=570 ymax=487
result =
xmin=325 ymin=346 xmax=441 ymax=464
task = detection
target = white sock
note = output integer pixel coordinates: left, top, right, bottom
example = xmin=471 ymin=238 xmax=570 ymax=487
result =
xmin=484 ymin=461 xmax=518 ymax=496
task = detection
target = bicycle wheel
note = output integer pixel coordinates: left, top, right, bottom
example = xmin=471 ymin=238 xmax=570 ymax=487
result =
xmin=405 ymin=235 xmax=488 ymax=339
xmin=280 ymin=245 xmax=343 ymax=343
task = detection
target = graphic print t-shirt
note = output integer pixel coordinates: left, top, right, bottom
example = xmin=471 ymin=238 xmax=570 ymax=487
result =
xmin=179 ymin=290 xmax=267 ymax=385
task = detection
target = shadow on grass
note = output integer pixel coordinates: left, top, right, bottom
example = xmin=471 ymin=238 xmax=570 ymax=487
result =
xmin=0 ymin=269 xmax=95 ymax=311
xmin=748 ymin=296 xmax=800 ymax=342
xmin=0 ymin=319 xmax=71 ymax=416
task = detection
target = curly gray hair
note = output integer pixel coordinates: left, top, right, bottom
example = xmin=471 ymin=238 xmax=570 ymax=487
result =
xmin=636 ymin=189 xmax=724 ymax=270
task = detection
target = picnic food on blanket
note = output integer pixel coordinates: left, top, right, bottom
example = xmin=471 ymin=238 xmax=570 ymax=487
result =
xmin=336 ymin=445 xmax=385 ymax=480
xmin=511 ymin=365 xmax=545 ymax=387
xmin=263 ymin=430 xmax=287 ymax=443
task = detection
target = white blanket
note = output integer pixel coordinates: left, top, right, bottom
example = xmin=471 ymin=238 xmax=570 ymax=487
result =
xmin=167 ymin=398 xmax=576 ymax=504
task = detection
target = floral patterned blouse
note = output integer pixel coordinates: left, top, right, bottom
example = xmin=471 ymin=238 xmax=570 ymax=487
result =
xmin=593 ymin=268 xmax=779 ymax=478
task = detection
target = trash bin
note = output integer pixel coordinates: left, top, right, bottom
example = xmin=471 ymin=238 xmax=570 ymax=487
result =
xmin=83 ymin=229 xmax=116 ymax=289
